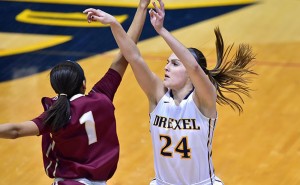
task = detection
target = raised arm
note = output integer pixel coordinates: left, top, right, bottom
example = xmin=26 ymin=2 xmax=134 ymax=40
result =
xmin=0 ymin=121 xmax=39 ymax=139
xmin=84 ymin=0 xmax=150 ymax=77
xmin=110 ymin=0 xmax=150 ymax=77
xmin=83 ymin=6 xmax=165 ymax=106
xmin=149 ymin=0 xmax=217 ymax=116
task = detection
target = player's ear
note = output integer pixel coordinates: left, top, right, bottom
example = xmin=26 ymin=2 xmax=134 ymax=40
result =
xmin=81 ymin=80 xmax=86 ymax=93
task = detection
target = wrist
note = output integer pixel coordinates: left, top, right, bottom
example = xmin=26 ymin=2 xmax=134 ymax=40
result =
xmin=110 ymin=17 xmax=119 ymax=26
xmin=156 ymin=27 xmax=167 ymax=35
xmin=138 ymin=2 xmax=149 ymax=10
xmin=110 ymin=18 xmax=122 ymax=31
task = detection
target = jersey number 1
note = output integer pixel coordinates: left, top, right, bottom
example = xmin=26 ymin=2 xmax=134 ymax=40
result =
xmin=79 ymin=111 xmax=97 ymax=145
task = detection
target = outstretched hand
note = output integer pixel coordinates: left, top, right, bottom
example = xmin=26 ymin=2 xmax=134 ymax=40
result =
xmin=149 ymin=0 xmax=165 ymax=33
xmin=83 ymin=8 xmax=116 ymax=25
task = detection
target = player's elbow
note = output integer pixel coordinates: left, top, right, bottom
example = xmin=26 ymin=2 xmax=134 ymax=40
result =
xmin=8 ymin=125 xmax=22 ymax=139
xmin=9 ymin=130 xmax=20 ymax=139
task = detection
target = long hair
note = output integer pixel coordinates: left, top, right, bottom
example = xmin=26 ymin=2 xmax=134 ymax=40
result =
xmin=43 ymin=61 xmax=85 ymax=132
xmin=189 ymin=27 xmax=257 ymax=113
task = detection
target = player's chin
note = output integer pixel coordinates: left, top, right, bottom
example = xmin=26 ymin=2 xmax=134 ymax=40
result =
xmin=163 ymin=80 xmax=171 ymax=89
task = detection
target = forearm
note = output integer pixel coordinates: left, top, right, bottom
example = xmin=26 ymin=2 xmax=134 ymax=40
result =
xmin=159 ymin=27 xmax=196 ymax=68
xmin=150 ymin=0 xmax=195 ymax=67
xmin=127 ymin=2 xmax=148 ymax=42
xmin=0 ymin=121 xmax=39 ymax=139
xmin=0 ymin=123 xmax=20 ymax=139
xmin=110 ymin=20 xmax=142 ymax=64
xmin=110 ymin=2 xmax=148 ymax=74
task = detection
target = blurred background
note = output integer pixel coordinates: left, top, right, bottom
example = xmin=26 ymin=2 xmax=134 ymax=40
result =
xmin=0 ymin=0 xmax=299 ymax=184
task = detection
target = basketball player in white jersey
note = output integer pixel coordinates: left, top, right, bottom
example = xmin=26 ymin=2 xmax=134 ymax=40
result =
xmin=84 ymin=0 xmax=256 ymax=184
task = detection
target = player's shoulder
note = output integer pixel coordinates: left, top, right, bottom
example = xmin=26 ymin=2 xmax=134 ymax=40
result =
xmin=71 ymin=93 xmax=113 ymax=109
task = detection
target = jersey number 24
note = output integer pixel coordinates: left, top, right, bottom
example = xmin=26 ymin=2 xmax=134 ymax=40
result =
xmin=160 ymin=135 xmax=191 ymax=159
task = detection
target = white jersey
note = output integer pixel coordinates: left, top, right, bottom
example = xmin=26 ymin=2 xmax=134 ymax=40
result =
xmin=150 ymin=90 xmax=218 ymax=185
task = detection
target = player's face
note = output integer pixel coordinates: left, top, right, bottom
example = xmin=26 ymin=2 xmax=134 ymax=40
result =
xmin=163 ymin=53 xmax=189 ymax=90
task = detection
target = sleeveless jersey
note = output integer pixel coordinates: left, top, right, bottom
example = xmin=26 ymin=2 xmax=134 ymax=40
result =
xmin=32 ymin=69 xmax=121 ymax=181
xmin=149 ymin=90 xmax=218 ymax=185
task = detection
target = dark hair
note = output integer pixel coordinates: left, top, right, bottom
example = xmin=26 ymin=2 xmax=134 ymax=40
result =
xmin=189 ymin=27 xmax=257 ymax=113
xmin=43 ymin=61 xmax=86 ymax=132
xmin=188 ymin=47 xmax=208 ymax=74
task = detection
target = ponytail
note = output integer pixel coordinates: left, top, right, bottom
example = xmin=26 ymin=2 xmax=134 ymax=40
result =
xmin=207 ymin=27 xmax=257 ymax=113
xmin=44 ymin=95 xmax=71 ymax=132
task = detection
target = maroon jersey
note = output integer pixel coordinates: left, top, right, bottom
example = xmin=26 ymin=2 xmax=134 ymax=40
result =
xmin=32 ymin=69 xmax=121 ymax=181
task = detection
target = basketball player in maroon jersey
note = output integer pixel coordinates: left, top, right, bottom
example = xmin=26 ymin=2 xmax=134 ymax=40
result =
xmin=0 ymin=0 xmax=150 ymax=184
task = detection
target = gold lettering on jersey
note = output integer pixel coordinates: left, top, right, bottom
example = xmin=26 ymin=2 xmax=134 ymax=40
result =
xmin=153 ymin=115 xmax=200 ymax=130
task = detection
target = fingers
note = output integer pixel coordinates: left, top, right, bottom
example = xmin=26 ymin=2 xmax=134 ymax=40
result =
xmin=149 ymin=8 xmax=161 ymax=21
xmin=83 ymin=8 xmax=96 ymax=14
xmin=149 ymin=9 xmax=157 ymax=19
xmin=157 ymin=0 xmax=165 ymax=11
xmin=84 ymin=8 xmax=96 ymax=23
xmin=87 ymin=11 xmax=93 ymax=23
xmin=152 ymin=0 xmax=164 ymax=15
xmin=152 ymin=1 xmax=159 ymax=13
xmin=83 ymin=8 xmax=105 ymax=23
xmin=149 ymin=9 xmax=154 ymax=15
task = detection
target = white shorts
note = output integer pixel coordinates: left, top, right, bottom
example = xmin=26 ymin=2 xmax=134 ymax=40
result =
xmin=150 ymin=176 xmax=224 ymax=185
